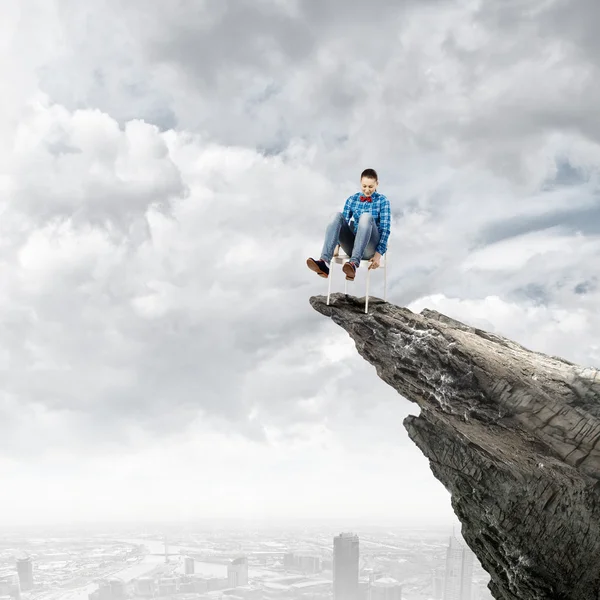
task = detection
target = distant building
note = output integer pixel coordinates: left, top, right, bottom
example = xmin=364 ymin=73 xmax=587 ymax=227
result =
xmin=178 ymin=580 xmax=196 ymax=593
xmin=88 ymin=578 xmax=127 ymax=600
xmin=133 ymin=577 xmax=155 ymax=596
xmin=432 ymin=568 xmax=445 ymax=599
xmin=157 ymin=577 xmax=177 ymax=596
xmin=228 ymin=557 xmax=249 ymax=587
xmin=16 ymin=557 xmax=33 ymax=592
xmin=364 ymin=568 xmax=385 ymax=584
xmin=443 ymin=536 xmax=474 ymax=600
xmin=185 ymin=556 xmax=195 ymax=575
xmin=189 ymin=576 xmax=209 ymax=593
xmin=358 ymin=576 xmax=370 ymax=600
xmin=284 ymin=553 xmax=295 ymax=569
xmin=88 ymin=580 xmax=111 ymax=600
xmin=333 ymin=532 xmax=359 ymax=600
xmin=206 ymin=577 xmax=228 ymax=591
xmin=371 ymin=576 xmax=403 ymax=599
xmin=282 ymin=552 xmax=322 ymax=573
xmin=108 ymin=579 xmax=126 ymax=599
xmin=0 ymin=575 xmax=20 ymax=599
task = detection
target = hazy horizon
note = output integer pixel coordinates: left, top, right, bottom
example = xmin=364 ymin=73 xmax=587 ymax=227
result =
xmin=0 ymin=516 xmax=461 ymax=531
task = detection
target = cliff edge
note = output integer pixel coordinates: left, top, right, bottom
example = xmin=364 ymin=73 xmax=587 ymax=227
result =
xmin=310 ymin=293 xmax=600 ymax=600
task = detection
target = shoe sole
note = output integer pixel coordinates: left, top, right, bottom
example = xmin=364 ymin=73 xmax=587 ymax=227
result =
xmin=307 ymin=258 xmax=329 ymax=278
xmin=342 ymin=262 xmax=356 ymax=281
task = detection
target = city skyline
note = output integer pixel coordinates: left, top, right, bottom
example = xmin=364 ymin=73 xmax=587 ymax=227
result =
xmin=0 ymin=524 xmax=492 ymax=600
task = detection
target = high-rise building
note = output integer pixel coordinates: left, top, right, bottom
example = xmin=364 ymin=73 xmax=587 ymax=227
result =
xmin=185 ymin=557 xmax=195 ymax=575
xmin=16 ymin=557 xmax=33 ymax=591
xmin=443 ymin=536 xmax=474 ymax=600
xmin=333 ymin=532 xmax=359 ymax=600
xmin=284 ymin=553 xmax=295 ymax=569
xmin=431 ymin=568 xmax=444 ymax=599
xmin=228 ymin=557 xmax=249 ymax=588
xmin=371 ymin=577 xmax=403 ymax=599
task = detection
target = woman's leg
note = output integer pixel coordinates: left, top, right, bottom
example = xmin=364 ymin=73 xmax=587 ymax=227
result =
xmin=320 ymin=212 xmax=354 ymax=262
xmin=349 ymin=213 xmax=380 ymax=265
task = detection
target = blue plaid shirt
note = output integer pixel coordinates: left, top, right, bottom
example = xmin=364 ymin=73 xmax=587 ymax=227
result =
xmin=342 ymin=191 xmax=391 ymax=255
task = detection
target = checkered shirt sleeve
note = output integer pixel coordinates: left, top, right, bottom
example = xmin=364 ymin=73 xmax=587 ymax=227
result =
xmin=376 ymin=195 xmax=391 ymax=255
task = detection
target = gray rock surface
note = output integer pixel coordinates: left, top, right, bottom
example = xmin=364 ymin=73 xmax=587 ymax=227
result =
xmin=310 ymin=293 xmax=600 ymax=600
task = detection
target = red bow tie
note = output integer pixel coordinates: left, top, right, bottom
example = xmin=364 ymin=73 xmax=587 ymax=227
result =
xmin=360 ymin=195 xmax=372 ymax=203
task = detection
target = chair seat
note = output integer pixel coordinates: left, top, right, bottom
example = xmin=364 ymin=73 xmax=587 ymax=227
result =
xmin=327 ymin=248 xmax=388 ymax=313
xmin=332 ymin=254 xmax=386 ymax=265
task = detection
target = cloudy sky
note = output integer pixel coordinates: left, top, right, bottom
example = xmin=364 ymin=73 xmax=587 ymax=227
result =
xmin=1 ymin=0 xmax=599 ymax=528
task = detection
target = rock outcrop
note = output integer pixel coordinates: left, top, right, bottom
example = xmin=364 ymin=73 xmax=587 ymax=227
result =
xmin=310 ymin=293 xmax=600 ymax=600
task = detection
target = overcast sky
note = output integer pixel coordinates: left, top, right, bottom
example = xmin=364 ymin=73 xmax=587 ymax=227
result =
xmin=1 ymin=0 xmax=599 ymax=528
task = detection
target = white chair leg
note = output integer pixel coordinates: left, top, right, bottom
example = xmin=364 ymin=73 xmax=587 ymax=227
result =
xmin=384 ymin=256 xmax=388 ymax=302
xmin=365 ymin=267 xmax=371 ymax=313
xmin=344 ymin=265 xmax=348 ymax=295
xmin=327 ymin=260 xmax=333 ymax=305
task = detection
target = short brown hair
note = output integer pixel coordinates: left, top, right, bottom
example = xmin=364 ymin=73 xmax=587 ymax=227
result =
xmin=361 ymin=168 xmax=378 ymax=181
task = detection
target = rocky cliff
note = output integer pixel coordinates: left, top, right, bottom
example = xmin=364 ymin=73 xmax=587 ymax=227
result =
xmin=310 ymin=293 xmax=600 ymax=600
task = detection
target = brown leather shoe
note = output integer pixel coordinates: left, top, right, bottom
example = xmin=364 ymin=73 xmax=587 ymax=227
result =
xmin=342 ymin=261 xmax=357 ymax=281
xmin=307 ymin=258 xmax=330 ymax=278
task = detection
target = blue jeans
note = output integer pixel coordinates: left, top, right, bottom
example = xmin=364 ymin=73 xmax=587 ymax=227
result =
xmin=320 ymin=212 xmax=380 ymax=266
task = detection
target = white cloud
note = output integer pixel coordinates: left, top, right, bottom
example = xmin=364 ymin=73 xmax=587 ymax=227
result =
xmin=0 ymin=0 xmax=599 ymax=525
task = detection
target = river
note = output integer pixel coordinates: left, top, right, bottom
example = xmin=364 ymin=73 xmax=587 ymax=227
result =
xmin=32 ymin=538 xmax=228 ymax=600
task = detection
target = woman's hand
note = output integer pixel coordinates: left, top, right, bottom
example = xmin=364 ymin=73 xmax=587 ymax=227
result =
xmin=368 ymin=252 xmax=382 ymax=269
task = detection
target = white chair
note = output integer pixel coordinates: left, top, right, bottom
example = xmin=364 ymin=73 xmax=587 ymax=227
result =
xmin=326 ymin=245 xmax=388 ymax=313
